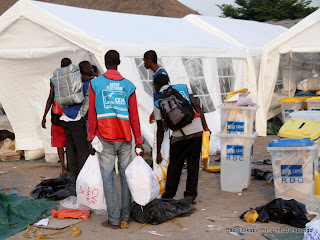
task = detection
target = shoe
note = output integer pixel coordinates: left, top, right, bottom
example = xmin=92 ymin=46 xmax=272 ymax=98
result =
xmin=101 ymin=220 xmax=121 ymax=229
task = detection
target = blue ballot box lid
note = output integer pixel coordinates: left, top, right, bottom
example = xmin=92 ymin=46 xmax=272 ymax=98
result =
xmin=268 ymin=138 xmax=314 ymax=148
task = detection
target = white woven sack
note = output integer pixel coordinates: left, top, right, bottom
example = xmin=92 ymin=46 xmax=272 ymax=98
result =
xmin=76 ymin=154 xmax=107 ymax=210
xmin=125 ymin=155 xmax=160 ymax=206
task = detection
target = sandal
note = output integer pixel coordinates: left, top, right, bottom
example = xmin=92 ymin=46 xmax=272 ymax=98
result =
xmin=101 ymin=220 xmax=121 ymax=229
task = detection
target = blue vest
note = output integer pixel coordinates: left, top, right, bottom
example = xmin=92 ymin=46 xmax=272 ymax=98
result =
xmin=154 ymin=84 xmax=191 ymax=109
xmin=90 ymin=76 xmax=136 ymax=121
xmin=153 ymin=68 xmax=170 ymax=102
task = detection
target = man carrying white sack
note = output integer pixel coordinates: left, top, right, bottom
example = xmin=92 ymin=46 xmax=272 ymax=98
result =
xmin=87 ymin=50 xmax=144 ymax=229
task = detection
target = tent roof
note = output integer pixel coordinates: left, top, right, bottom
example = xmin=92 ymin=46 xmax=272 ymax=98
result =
xmin=2 ymin=0 xmax=244 ymax=58
xmin=262 ymin=9 xmax=320 ymax=54
xmin=185 ymin=15 xmax=287 ymax=56
xmin=0 ymin=0 xmax=198 ymax=18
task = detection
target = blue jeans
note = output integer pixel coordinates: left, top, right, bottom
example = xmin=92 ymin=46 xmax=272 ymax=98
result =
xmin=98 ymin=140 xmax=132 ymax=225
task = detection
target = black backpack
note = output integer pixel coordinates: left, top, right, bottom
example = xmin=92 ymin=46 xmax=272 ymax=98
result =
xmin=157 ymin=86 xmax=195 ymax=131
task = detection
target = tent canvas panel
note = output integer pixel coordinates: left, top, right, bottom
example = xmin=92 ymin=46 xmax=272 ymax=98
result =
xmin=256 ymin=9 xmax=320 ymax=136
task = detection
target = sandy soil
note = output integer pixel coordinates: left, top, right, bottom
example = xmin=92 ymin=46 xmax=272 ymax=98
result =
xmin=1 ymin=135 xmax=306 ymax=240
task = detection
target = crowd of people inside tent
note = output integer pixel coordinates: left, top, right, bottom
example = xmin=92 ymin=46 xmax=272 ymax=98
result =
xmin=42 ymin=50 xmax=210 ymax=229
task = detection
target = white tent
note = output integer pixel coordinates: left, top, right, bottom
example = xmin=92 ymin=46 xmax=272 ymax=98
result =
xmin=256 ymin=9 xmax=320 ymax=136
xmin=184 ymin=15 xmax=287 ymax=102
xmin=0 ymin=0 xmax=285 ymax=159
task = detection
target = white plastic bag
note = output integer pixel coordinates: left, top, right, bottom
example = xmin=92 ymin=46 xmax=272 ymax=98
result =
xmin=60 ymin=196 xmax=89 ymax=210
xmin=76 ymin=154 xmax=107 ymax=210
xmin=304 ymin=214 xmax=320 ymax=240
xmin=125 ymin=155 xmax=160 ymax=206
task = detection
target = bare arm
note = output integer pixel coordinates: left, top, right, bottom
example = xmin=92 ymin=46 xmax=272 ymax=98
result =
xmin=41 ymin=83 xmax=54 ymax=129
xmin=190 ymin=94 xmax=210 ymax=133
xmin=156 ymin=119 xmax=164 ymax=164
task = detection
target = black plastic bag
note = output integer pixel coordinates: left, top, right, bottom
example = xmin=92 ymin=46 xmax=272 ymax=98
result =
xmin=0 ymin=130 xmax=14 ymax=141
xmin=251 ymin=168 xmax=273 ymax=182
xmin=131 ymin=197 xmax=196 ymax=225
xmin=240 ymin=198 xmax=309 ymax=228
xmin=30 ymin=174 xmax=76 ymax=200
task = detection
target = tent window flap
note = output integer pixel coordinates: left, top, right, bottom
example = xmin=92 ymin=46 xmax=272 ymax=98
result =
xmin=217 ymin=58 xmax=235 ymax=101
xmin=135 ymin=58 xmax=164 ymax=96
xmin=182 ymin=58 xmax=215 ymax=113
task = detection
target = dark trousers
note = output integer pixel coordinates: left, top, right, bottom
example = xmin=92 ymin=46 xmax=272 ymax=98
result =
xmin=162 ymin=135 xmax=202 ymax=200
xmin=62 ymin=119 xmax=89 ymax=177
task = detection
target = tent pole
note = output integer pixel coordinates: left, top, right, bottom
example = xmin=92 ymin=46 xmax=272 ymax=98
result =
xmin=288 ymin=52 xmax=293 ymax=97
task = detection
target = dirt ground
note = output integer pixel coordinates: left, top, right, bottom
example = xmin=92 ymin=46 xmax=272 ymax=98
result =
xmin=0 ymin=135 xmax=308 ymax=240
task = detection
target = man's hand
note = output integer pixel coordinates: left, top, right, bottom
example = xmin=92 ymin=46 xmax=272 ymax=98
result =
xmin=41 ymin=117 xmax=46 ymax=129
xmin=135 ymin=144 xmax=144 ymax=156
xmin=204 ymin=127 xmax=212 ymax=135
xmin=149 ymin=111 xmax=155 ymax=124
xmin=156 ymin=152 xmax=162 ymax=164
xmin=89 ymin=142 xmax=96 ymax=155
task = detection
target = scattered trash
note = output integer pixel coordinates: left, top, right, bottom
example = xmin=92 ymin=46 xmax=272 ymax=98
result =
xmin=240 ymin=198 xmax=309 ymax=228
xmin=131 ymin=197 xmax=195 ymax=225
xmin=252 ymin=159 xmax=271 ymax=165
xmin=206 ymin=225 xmax=222 ymax=231
xmin=30 ymin=173 xmax=76 ymax=200
xmin=205 ymin=216 xmax=215 ymax=222
xmin=243 ymin=209 xmax=259 ymax=223
xmin=51 ymin=207 xmax=90 ymax=220
xmin=13 ymin=166 xmax=16 ymax=168
xmin=305 ymin=214 xmax=320 ymax=239
xmin=0 ymin=171 xmax=6 ymax=175
xmin=238 ymin=193 xmax=242 ymax=196
xmin=24 ymin=225 xmax=80 ymax=239
xmin=142 ymin=230 xmax=170 ymax=237
xmin=0 ymin=187 xmax=18 ymax=195
xmin=33 ymin=218 xmax=49 ymax=227
xmin=42 ymin=217 xmax=83 ymax=230
xmin=306 ymin=195 xmax=320 ymax=215
xmin=251 ymin=168 xmax=273 ymax=182
xmin=59 ymin=196 xmax=89 ymax=210
xmin=256 ymin=200 xmax=268 ymax=203
xmin=226 ymin=227 xmax=245 ymax=236
xmin=201 ymin=209 xmax=205 ymax=211
xmin=233 ymin=211 xmax=237 ymax=214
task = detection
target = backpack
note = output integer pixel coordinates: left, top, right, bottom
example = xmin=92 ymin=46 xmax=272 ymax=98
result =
xmin=53 ymin=64 xmax=84 ymax=108
xmin=157 ymin=86 xmax=194 ymax=131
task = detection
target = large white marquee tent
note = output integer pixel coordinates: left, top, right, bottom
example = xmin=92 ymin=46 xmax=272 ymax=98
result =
xmin=0 ymin=0 xmax=286 ymax=159
xmin=256 ymin=9 xmax=320 ymax=136
xmin=184 ymin=15 xmax=287 ymax=102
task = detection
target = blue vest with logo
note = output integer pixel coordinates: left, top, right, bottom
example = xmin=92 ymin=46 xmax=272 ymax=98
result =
xmin=90 ymin=76 xmax=136 ymax=121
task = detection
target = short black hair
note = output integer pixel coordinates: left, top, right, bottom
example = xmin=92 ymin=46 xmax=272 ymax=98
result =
xmin=92 ymin=65 xmax=98 ymax=73
xmin=79 ymin=61 xmax=91 ymax=74
xmin=154 ymin=73 xmax=169 ymax=89
xmin=61 ymin=58 xmax=72 ymax=68
xmin=105 ymin=50 xmax=120 ymax=66
xmin=143 ymin=50 xmax=157 ymax=64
